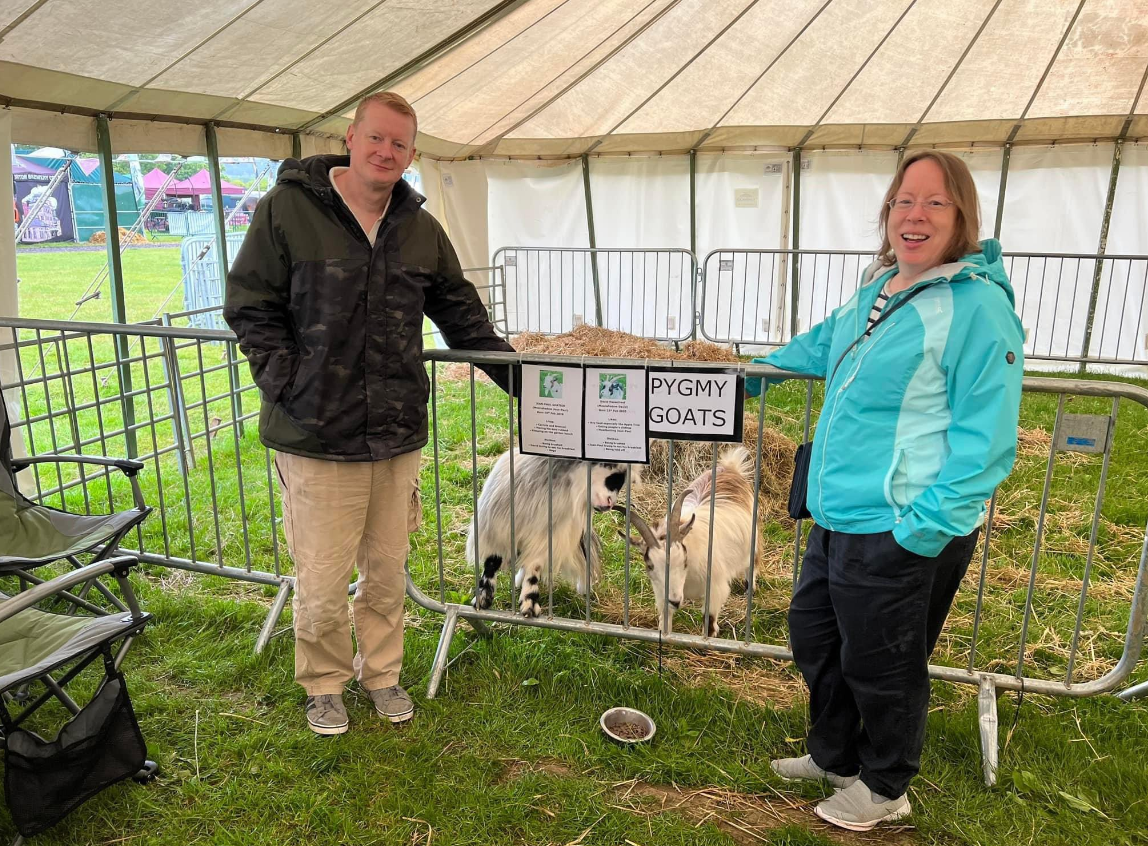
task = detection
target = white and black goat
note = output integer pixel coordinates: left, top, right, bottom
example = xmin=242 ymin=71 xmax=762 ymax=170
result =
xmin=467 ymin=451 xmax=640 ymax=617
xmin=621 ymin=447 xmax=759 ymax=637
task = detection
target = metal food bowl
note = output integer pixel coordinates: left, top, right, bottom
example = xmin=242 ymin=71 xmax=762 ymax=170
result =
xmin=600 ymin=707 xmax=656 ymax=745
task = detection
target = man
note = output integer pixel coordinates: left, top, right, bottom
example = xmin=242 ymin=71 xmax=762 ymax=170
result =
xmin=224 ymin=92 xmax=515 ymax=735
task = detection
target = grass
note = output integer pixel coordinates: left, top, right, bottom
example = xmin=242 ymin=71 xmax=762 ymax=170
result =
xmin=4 ymin=249 xmax=1148 ymax=845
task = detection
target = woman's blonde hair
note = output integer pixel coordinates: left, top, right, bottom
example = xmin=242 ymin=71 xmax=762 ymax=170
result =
xmin=878 ymin=150 xmax=982 ymax=267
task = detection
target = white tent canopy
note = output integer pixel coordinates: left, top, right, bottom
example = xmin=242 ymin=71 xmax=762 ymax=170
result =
xmin=1 ymin=0 xmax=1146 ymax=158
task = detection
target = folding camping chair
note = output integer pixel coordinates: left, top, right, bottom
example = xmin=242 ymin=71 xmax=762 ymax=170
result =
xmin=1 ymin=394 xmax=151 ymax=614
xmin=0 ymin=556 xmax=155 ymax=844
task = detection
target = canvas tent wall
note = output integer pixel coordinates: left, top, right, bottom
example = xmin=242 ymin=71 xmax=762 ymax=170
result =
xmin=1 ymin=0 xmax=1146 ymax=363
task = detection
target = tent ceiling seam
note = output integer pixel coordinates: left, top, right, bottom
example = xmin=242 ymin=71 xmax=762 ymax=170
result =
xmin=693 ymin=0 xmax=836 ymax=150
xmin=298 ymin=0 xmax=532 ymax=131
xmin=412 ymin=0 xmax=580 ymax=108
xmin=898 ymin=0 xmax=1005 ymax=148
xmin=104 ymin=0 xmax=269 ymax=113
xmin=1006 ymin=0 xmax=1087 ymax=144
xmin=796 ymin=0 xmax=919 ymax=148
xmin=582 ymin=0 xmax=763 ymax=156
xmin=212 ymin=0 xmax=396 ymax=122
xmin=1119 ymin=58 xmax=1148 ymax=138
xmin=466 ymin=0 xmax=682 ymax=156
xmin=0 ymin=0 xmax=50 ymax=43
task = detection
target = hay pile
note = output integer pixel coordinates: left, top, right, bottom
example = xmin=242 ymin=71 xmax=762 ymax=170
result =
xmin=512 ymin=325 xmax=739 ymax=363
xmin=88 ymin=227 xmax=146 ymax=246
xmin=441 ymin=325 xmax=738 ymax=382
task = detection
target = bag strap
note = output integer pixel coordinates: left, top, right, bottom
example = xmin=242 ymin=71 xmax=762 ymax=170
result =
xmin=828 ymin=282 xmax=932 ymax=383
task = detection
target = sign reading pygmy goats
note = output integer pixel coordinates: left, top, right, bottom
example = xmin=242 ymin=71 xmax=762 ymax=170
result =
xmin=647 ymin=367 xmax=743 ymax=442
xmin=518 ymin=363 xmax=743 ymax=459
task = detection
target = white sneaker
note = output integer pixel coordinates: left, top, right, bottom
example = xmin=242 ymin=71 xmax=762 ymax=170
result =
xmin=814 ymin=779 xmax=911 ymax=831
xmin=770 ymin=754 xmax=859 ymax=789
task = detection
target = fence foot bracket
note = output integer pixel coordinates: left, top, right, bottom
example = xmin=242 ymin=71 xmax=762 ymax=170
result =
xmin=427 ymin=607 xmax=460 ymax=700
xmin=978 ymin=675 xmax=999 ymax=787
xmin=254 ymin=579 xmax=293 ymax=655
xmin=1117 ymin=679 xmax=1148 ymax=702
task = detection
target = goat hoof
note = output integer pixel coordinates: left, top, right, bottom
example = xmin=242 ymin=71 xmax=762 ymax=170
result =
xmin=519 ymin=597 xmax=541 ymax=618
xmin=473 ymin=589 xmax=493 ymax=610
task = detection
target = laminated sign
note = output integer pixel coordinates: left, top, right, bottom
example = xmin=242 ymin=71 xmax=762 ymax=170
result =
xmin=584 ymin=367 xmax=649 ymax=464
xmin=519 ymin=363 xmax=743 ymax=459
xmin=518 ymin=363 xmax=584 ymax=458
xmin=647 ymin=367 xmax=744 ymax=442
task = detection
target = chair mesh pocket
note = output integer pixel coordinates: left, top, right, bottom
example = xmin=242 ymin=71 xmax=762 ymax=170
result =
xmin=4 ymin=672 xmax=147 ymax=837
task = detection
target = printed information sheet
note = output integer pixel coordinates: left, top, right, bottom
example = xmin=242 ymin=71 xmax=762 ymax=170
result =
xmin=518 ymin=363 xmax=584 ymax=458
xmin=583 ymin=367 xmax=649 ymax=463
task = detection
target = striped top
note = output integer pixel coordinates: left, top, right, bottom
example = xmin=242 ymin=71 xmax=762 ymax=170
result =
xmin=866 ymin=286 xmax=890 ymax=332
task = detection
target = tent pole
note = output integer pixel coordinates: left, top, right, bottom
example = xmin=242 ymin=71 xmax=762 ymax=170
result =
xmin=206 ymin=123 xmax=230 ymax=267
xmin=1079 ymin=139 xmax=1124 ymax=374
xmin=993 ymin=142 xmax=1011 ymax=239
xmin=97 ymin=114 xmax=136 ymax=457
xmin=789 ymin=148 xmax=802 ymax=339
xmin=581 ymin=153 xmax=602 ymax=327
xmin=689 ymin=149 xmax=697 ymax=340
xmin=206 ymin=122 xmax=244 ymax=432
xmin=292 ymin=133 xmax=302 ymax=160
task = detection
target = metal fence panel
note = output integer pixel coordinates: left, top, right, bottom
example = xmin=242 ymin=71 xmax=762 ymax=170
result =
xmin=179 ymin=234 xmax=247 ymax=331
xmin=699 ymin=249 xmax=1148 ymax=365
xmin=492 ymin=247 xmax=697 ymax=342
xmin=3 ymin=318 xmax=1147 ymax=784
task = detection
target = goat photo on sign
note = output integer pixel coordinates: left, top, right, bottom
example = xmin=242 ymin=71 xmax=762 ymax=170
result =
xmin=468 ymin=451 xmax=640 ymax=617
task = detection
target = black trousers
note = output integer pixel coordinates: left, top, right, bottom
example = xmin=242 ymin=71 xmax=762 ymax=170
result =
xmin=788 ymin=524 xmax=979 ymax=799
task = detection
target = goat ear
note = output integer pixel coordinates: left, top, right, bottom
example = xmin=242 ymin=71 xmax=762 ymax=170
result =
xmin=617 ymin=528 xmax=645 ymax=548
xmin=678 ymin=513 xmax=696 ymax=539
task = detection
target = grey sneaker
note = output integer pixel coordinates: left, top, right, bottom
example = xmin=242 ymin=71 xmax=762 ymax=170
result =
xmin=771 ymin=754 xmax=859 ymax=789
xmin=305 ymin=694 xmax=349 ymax=736
xmin=814 ymin=779 xmax=911 ymax=831
xmin=367 ymin=684 xmax=415 ymax=723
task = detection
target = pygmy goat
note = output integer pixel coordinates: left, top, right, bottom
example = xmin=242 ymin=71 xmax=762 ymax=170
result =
xmin=467 ymin=450 xmax=640 ymax=617
xmin=621 ymin=446 xmax=759 ymax=637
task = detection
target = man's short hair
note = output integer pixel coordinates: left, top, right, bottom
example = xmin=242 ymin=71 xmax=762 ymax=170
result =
xmin=353 ymin=92 xmax=418 ymax=140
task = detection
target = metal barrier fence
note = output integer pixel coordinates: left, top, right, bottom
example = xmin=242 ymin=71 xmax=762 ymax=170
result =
xmin=411 ymin=348 xmax=1148 ymax=787
xmin=492 ymin=247 xmax=697 ymax=342
xmin=0 ymin=317 xmax=295 ymax=653
xmin=179 ymin=233 xmax=248 ymax=332
xmin=2 ymin=319 xmax=1147 ymax=787
xmin=698 ymin=248 xmax=1148 ymax=366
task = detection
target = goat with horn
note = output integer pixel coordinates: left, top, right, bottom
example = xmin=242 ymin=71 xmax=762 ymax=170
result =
xmin=620 ymin=446 xmax=760 ymax=637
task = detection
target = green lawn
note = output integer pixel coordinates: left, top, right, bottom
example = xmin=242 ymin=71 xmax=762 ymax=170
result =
xmin=4 ymin=249 xmax=1148 ymax=845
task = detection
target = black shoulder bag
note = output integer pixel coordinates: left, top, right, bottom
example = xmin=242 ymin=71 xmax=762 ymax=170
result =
xmin=786 ymin=284 xmax=930 ymax=520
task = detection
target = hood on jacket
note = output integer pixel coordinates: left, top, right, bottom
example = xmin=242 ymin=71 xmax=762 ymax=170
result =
xmin=275 ymin=154 xmax=423 ymax=211
xmin=861 ymin=238 xmax=1015 ymax=307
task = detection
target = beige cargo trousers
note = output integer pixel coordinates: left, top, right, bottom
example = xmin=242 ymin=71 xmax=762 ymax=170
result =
xmin=274 ymin=449 xmax=422 ymax=695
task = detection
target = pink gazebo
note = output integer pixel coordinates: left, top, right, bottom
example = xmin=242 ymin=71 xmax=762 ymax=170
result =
xmin=143 ymin=168 xmax=244 ymax=209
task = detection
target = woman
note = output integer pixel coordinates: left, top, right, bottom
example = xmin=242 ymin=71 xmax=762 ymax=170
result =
xmin=745 ymin=151 xmax=1024 ymax=831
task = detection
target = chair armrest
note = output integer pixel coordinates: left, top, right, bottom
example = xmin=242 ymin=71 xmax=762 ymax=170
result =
xmin=0 ymin=557 xmax=140 ymax=625
xmin=12 ymin=455 xmax=145 ymax=476
xmin=12 ymin=455 xmax=149 ymax=510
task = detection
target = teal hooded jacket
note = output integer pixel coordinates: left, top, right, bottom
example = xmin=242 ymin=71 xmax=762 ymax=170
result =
xmin=746 ymin=239 xmax=1025 ymax=557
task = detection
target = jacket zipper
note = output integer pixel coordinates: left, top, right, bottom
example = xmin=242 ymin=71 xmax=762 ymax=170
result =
xmin=816 ymin=318 xmax=900 ymax=526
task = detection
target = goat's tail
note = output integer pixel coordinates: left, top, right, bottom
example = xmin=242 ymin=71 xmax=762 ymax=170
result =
xmin=719 ymin=445 xmax=754 ymax=480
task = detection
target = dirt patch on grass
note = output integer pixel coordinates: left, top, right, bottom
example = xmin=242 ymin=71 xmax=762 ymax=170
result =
xmin=621 ymin=781 xmax=917 ymax=846
xmin=500 ymin=759 xmax=917 ymax=844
